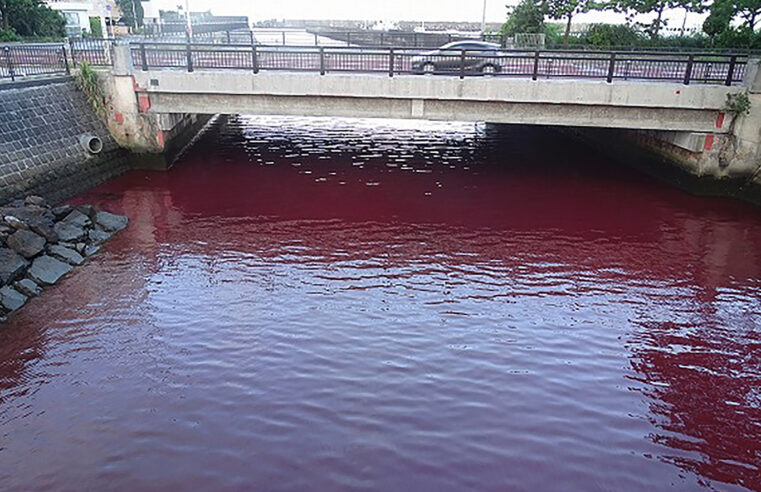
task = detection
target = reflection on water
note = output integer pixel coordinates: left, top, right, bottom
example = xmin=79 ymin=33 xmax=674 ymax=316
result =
xmin=1 ymin=116 xmax=760 ymax=491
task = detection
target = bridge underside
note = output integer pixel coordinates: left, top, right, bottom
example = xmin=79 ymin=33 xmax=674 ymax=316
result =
xmin=132 ymin=71 xmax=735 ymax=134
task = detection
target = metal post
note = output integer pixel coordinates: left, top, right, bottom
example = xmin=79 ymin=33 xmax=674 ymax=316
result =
xmin=413 ymin=33 xmax=417 ymax=47
xmin=606 ymin=52 xmax=616 ymax=83
xmin=726 ymin=55 xmax=737 ymax=86
xmin=347 ymin=32 xmax=351 ymax=46
xmin=319 ymin=47 xmax=325 ymax=75
xmin=68 ymin=38 xmax=76 ymax=67
xmin=282 ymin=31 xmax=286 ymax=46
xmin=4 ymin=47 xmax=14 ymax=82
xmin=226 ymin=30 xmax=231 ymax=44
xmin=532 ymin=50 xmax=539 ymax=80
xmin=683 ymin=55 xmax=693 ymax=85
xmin=249 ymin=30 xmax=255 ymax=46
xmin=252 ymin=43 xmax=259 ymax=74
xmin=314 ymin=33 xmax=319 ymax=46
xmin=140 ymin=43 xmax=148 ymax=71
xmin=62 ymin=46 xmax=71 ymax=75
xmin=380 ymin=32 xmax=384 ymax=45
xmin=460 ymin=49 xmax=465 ymax=79
xmin=389 ymin=48 xmax=394 ymax=77
xmin=186 ymin=32 xmax=194 ymax=72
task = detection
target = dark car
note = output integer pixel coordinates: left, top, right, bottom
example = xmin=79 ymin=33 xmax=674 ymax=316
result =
xmin=411 ymin=41 xmax=502 ymax=75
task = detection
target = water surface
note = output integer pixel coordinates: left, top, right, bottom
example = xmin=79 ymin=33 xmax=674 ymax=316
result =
xmin=1 ymin=117 xmax=761 ymax=491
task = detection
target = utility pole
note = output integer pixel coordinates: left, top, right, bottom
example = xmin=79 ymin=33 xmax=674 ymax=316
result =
xmin=185 ymin=0 xmax=193 ymax=38
xmin=131 ymin=0 xmax=138 ymax=30
xmin=481 ymin=0 xmax=487 ymax=34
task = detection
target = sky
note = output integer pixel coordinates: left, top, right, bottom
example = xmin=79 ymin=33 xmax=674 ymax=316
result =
xmin=146 ymin=0 xmax=706 ymax=31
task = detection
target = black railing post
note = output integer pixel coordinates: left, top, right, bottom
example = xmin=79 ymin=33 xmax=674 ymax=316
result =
xmin=249 ymin=30 xmax=255 ymax=46
xmin=683 ymin=55 xmax=694 ymax=85
xmin=252 ymin=43 xmax=259 ymax=74
xmin=726 ymin=55 xmax=737 ymax=86
xmin=4 ymin=47 xmax=14 ymax=82
xmin=347 ymin=32 xmax=351 ymax=46
xmin=460 ymin=49 xmax=465 ymax=79
xmin=319 ymin=47 xmax=325 ymax=75
xmin=606 ymin=52 xmax=616 ymax=83
xmin=226 ymin=30 xmax=231 ymax=44
xmin=282 ymin=31 xmax=286 ymax=46
xmin=68 ymin=38 xmax=76 ymax=67
xmin=140 ymin=43 xmax=148 ymax=71
xmin=314 ymin=33 xmax=319 ymax=46
xmin=413 ymin=33 xmax=418 ymax=47
xmin=532 ymin=50 xmax=540 ymax=80
xmin=380 ymin=32 xmax=384 ymax=45
xmin=389 ymin=48 xmax=394 ymax=77
xmin=62 ymin=46 xmax=70 ymax=75
xmin=186 ymin=33 xmax=194 ymax=72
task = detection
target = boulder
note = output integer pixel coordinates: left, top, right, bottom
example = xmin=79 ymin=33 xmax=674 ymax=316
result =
xmin=15 ymin=278 xmax=42 ymax=297
xmin=51 ymin=205 xmax=73 ymax=220
xmin=29 ymin=218 xmax=58 ymax=244
xmin=0 ymin=286 xmax=28 ymax=312
xmin=27 ymin=255 xmax=73 ymax=286
xmin=62 ymin=210 xmax=92 ymax=229
xmin=48 ymin=244 xmax=84 ymax=266
xmin=54 ymin=221 xmax=87 ymax=243
xmin=88 ymin=229 xmax=112 ymax=245
xmin=0 ymin=248 xmax=28 ymax=285
xmin=94 ymin=211 xmax=129 ymax=232
xmin=7 ymin=230 xmax=46 ymax=259
xmin=75 ymin=204 xmax=96 ymax=218
xmin=24 ymin=196 xmax=47 ymax=207
xmin=4 ymin=215 xmax=28 ymax=230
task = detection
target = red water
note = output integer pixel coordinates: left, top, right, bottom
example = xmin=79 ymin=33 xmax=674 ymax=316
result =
xmin=2 ymin=116 xmax=761 ymax=491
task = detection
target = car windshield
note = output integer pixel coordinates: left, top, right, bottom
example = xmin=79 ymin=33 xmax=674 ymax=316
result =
xmin=438 ymin=42 xmax=499 ymax=51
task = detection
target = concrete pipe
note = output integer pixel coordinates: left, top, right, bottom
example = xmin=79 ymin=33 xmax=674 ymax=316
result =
xmin=80 ymin=134 xmax=103 ymax=155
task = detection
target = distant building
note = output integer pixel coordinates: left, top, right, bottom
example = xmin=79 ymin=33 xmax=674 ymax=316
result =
xmin=45 ymin=0 xmax=120 ymax=37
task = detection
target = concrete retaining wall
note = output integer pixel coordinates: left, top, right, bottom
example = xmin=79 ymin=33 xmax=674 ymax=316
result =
xmin=0 ymin=78 xmax=131 ymax=204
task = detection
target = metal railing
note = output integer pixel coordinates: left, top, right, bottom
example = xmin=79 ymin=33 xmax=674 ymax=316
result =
xmin=130 ymin=42 xmax=749 ymax=86
xmin=69 ymin=38 xmax=116 ymax=66
xmin=0 ymin=44 xmax=70 ymax=81
xmin=306 ymin=30 xmax=486 ymax=48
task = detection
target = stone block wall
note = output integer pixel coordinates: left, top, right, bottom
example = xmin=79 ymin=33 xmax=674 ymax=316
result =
xmin=0 ymin=78 xmax=131 ymax=205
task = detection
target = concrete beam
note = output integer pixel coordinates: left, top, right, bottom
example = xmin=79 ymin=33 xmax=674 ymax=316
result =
xmin=133 ymin=71 xmax=738 ymax=111
xmin=145 ymin=92 xmax=727 ymax=133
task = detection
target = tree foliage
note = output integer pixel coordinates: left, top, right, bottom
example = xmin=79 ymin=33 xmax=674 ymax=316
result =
xmin=540 ymin=0 xmax=594 ymax=42
xmin=0 ymin=0 xmax=65 ymax=38
xmin=117 ymin=0 xmax=144 ymax=29
xmin=501 ymin=0 xmax=546 ymax=37
xmin=606 ymin=0 xmax=703 ymax=38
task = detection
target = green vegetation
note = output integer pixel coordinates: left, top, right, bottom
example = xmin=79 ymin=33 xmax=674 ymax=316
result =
xmin=76 ymin=62 xmax=105 ymax=114
xmin=88 ymin=17 xmax=103 ymax=38
xmin=116 ymin=0 xmax=143 ymax=30
xmin=0 ymin=0 xmax=65 ymax=39
xmin=501 ymin=0 xmax=761 ymax=50
xmin=724 ymin=91 xmax=752 ymax=117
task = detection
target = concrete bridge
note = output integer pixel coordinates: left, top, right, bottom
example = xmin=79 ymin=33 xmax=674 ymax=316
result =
xmin=99 ymin=43 xmax=761 ymax=199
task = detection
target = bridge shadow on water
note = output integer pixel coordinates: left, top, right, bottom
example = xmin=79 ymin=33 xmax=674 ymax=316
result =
xmin=1 ymin=115 xmax=761 ymax=491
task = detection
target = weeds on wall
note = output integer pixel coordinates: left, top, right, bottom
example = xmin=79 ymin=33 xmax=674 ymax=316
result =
xmin=76 ymin=62 xmax=106 ymax=114
xmin=723 ymin=91 xmax=752 ymax=118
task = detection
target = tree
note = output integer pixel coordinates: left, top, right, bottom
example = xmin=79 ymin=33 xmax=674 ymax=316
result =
xmin=117 ymin=0 xmax=143 ymax=29
xmin=540 ymin=0 xmax=595 ymax=43
xmin=502 ymin=0 xmax=546 ymax=37
xmin=0 ymin=0 xmax=65 ymax=38
xmin=608 ymin=0 xmax=703 ymax=38
xmin=733 ymin=0 xmax=761 ymax=32
xmin=702 ymin=0 xmax=733 ymax=38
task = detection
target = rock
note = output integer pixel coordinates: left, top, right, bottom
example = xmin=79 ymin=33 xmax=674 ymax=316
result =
xmin=75 ymin=243 xmax=86 ymax=254
xmin=4 ymin=215 xmax=28 ymax=230
xmin=48 ymin=244 xmax=84 ymax=266
xmin=0 ymin=286 xmax=28 ymax=312
xmin=7 ymin=230 xmax=46 ymax=259
xmin=76 ymin=204 xmax=96 ymax=218
xmin=24 ymin=195 xmax=47 ymax=207
xmin=84 ymin=245 xmax=101 ymax=257
xmin=27 ymin=256 xmax=73 ymax=286
xmin=94 ymin=211 xmax=129 ymax=232
xmin=62 ymin=210 xmax=92 ymax=229
xmin=0 ymin=248 xmax=29 ymax=285
xmin=0 ymin=223 xmax=12 ymax=235
xmin=15 ymin=278 xmax=42 ymax=297
xmin=54 ymin=221 xmax=87 ymax=243
xmin=52 ymin=205 xmax=73 ymax=220
xmin=29 ymin=218 xmax=58 ymax=244
xmin=0 ymin=315 xmax=6 ymax=323
xmin=88 ymin=228 xmax=112 ymax=245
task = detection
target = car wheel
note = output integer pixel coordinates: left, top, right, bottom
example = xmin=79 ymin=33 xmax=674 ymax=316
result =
xmin=423 ymin=62 xmax=436 ymax=75
xmin=481 ymin=64 xmax=497 ymax=75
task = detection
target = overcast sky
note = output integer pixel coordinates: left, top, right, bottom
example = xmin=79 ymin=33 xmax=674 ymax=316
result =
xmin=147 ymin=0 xmax=705 ymax=30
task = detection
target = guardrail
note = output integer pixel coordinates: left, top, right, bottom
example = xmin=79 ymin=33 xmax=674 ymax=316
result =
xmin=130 ymin=43 xmax=748 ymax=86
xmin=0 ymin=45 xmax=70 ymax=81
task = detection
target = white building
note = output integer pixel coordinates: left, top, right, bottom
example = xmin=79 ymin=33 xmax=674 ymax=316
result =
xmin=45 ymin=0 xmax=120 ymax=37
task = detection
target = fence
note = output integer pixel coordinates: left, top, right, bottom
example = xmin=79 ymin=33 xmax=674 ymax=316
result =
xmin=0 ymin=45 xmax=70 ymax=81
xmin=130 ymin=43 xmax=748 ymax=86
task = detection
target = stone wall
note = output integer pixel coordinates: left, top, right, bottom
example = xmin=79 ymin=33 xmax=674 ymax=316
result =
xmin=0 ymin=77 xmax=131 ymax=205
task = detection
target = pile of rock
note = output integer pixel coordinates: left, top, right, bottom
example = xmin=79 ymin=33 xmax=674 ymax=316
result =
xmin=0 ymin=196 xmax=129 ymax=323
